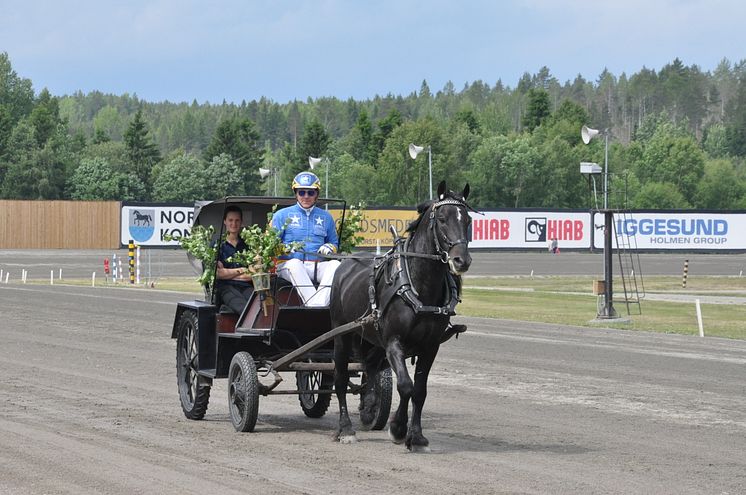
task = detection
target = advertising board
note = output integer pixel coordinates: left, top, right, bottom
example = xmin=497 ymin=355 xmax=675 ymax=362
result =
xmin=469 ymin=210 xmax=592 ymax=249
xmin=120 ymin=203 xmax=193 ymax=247
xmin=593 ymin=211 xmax=746 ymax=251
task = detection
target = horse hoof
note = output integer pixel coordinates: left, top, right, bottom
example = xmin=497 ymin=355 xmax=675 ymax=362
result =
xmin=338 ymin=434 xmax=357 ymax=444
xmin=409 ymin=444 xmax=432 ymax=454
xmin=388 ymin=428 xmax=405 ymax=445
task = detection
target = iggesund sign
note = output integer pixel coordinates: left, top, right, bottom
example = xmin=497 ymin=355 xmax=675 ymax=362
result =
xmin=593 ymin=211 xmax=746 ymax=250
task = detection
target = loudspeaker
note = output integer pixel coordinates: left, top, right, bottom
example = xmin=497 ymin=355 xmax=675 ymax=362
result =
xmin=581 ymin=125 xmax=600 ymax=144
xmin=408 ymin=143 xmax=424 ymax=159
xmin=259 ymin=168 xmax=271 ymax=178
xmin=308 ymin=156 xmax=322 ymax=170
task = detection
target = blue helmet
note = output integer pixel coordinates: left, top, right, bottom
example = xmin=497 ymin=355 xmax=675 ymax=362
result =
xmin=292 ymin=171 xmax=321 ymax=190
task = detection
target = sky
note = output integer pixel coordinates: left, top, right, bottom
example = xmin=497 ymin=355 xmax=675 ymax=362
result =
xmin=1 ymin=0 xmax=745 ymax=105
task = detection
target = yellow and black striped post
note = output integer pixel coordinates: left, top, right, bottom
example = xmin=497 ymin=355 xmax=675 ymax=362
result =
xmin=128 ymin=240 xmax=135 ymax=284
xmin=682 ymin=259 xmax=689 ymax=288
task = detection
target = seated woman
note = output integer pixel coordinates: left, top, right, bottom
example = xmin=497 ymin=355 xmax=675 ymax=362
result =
xmin=215 ymin=205 xmax=253 ymax=314
xmin=271 ymin=172 xmax=340 ymax=307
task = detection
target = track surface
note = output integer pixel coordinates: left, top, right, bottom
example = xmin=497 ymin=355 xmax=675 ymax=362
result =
xmin=2 ymin=249 xmax=746 ymax=280
xmin=2 ymin=282 xmax=745 ymax=494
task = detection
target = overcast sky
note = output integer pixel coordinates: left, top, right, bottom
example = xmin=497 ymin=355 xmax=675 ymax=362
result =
xmin=1 ymin=0 xmax=744 ymax=104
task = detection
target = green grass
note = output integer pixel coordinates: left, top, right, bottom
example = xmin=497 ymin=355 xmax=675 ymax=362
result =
xmin=461 ymin=275 xmax=746 ymax=340
xmin=27 ymin=274 xmax=746 ymax=340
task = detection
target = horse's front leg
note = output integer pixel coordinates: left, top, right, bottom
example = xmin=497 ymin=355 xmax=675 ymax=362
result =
xmin=406 ymin=345 xmax=438 ymax=453
xmin=333 ymin=335 xmax=356 ymax=443
xmin=385 ymin=337 xmax=412 ymax=444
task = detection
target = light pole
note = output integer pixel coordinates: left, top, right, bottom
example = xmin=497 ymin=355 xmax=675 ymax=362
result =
xmin=581 ymin=125 xmax=618 ymax=319
xmin=258 ymin=167 xmax=278 ymax=196
xmin=408 ymin=143 xmax=432 ymax=200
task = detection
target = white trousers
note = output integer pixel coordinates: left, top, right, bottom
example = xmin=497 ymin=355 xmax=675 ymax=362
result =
xmin=276 ymin=258 xmax=341 ymax=307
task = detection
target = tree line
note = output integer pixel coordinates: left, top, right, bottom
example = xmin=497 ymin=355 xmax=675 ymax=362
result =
xmin=1 ymin=51 xmax=745 ymax=209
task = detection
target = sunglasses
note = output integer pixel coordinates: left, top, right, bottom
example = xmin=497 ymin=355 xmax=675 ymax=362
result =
xmin=296 ymin=189 xmax=318 ymax=197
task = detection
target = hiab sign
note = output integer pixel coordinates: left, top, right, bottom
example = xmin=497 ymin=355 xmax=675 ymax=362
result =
xmin=469 ymin=211 xmax=592 ymax=249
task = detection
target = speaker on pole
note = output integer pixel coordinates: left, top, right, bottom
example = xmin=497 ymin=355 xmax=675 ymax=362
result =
xmin=581 ymin=125 xmax=600 ymax=144
xmin=308 ymin=156 xmax=322 ymax=170
xmin=408 ymin=143 xmax=425 ymax=159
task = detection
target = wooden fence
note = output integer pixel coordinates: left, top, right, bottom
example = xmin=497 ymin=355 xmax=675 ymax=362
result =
xmin=0 ymin=200 xmax=120 ymax=249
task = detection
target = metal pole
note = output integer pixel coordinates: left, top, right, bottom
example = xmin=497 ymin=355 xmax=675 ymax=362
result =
xmin=604 ymin=133 xmax=609 ymax=209
xmin=602 ymin=210 xmax=616 ymax=318
xmin=428 ymin=146 xmax=433 ymax=200
xmin=273 ymin=169 xmax=277 ymax=196
xmin=325 ymin=159 xmax=329 ymax=199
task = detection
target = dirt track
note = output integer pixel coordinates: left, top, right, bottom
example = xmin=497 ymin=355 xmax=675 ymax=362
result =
xmin=2 ymin=283 xmax=746 ymax=494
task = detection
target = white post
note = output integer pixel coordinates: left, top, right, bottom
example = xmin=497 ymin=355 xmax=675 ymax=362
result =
xmin=4 ymin=272 xmax=8 ymax=284
xmin=376 ymin=239 xmax=381 ymax=255
xmin=22 ymin=269 xmax=26 ymax=283
xmin=136 ymin=246 xmax=141 ymax=285
xmin=695 ymin=299 xmax=704 ymax=337
xmin=118 ymin=259 xmax=123 ymax=283
xmin=112 ymin=254 xmax=117 ymax=281
xmin=59 ymin=268 xmax=62 ymax=280
xmin=92 ymin=272 xmax=96 ymax=287
xmin=530 ymin=269 xmax=534 ymax=278
xmin=428 ymin=146 xmax=433 ymax=200
xmin=50 ymin=270 xmax=54 ymax=285
xmin=0 ymin=269 xmax=3 ymax=280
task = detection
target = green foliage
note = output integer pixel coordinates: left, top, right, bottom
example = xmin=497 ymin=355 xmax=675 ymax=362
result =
xmin=694 ymin=158 xmax=746 ymax=209
xmin=30 ymin=89 xmax=62 ymax=146
xmin=2 ymin=51 xmax=746 ymax=207
xmin=632 ymin=182 xmax=691 ymax=209
xmin=124 ymin=109 xmax=161 ymax=188
xmin=0 ymin=52 xmax=34 ymax=123
xmin=231 ymin=209 xmax=303 ymax=275
xmin=637 ymin=122 xmax=705 ymax=198
xmin=151 ymin=152 xmax=206 ymax=202
xmin=203 ymin=117 xmax=264 ymax=194
xmin=522 ymin=88 xmax=551 ymax=132
xmin=164 ymin=225 xmax=219 ymax=289
xmin=67 ymin=157 xmax=140 ymax=200
xmin=338 ymin=202 xmax=366 ymax=254
xmin=203 ymin=153 xmax=244 ymax=198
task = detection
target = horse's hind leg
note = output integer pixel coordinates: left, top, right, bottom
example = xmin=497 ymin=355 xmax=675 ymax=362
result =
xmin=333 ymin=335 xmax=356 ymax=443
xmin=386 ymin=337 xmax=412 ymax=444
xmin=359 ymin=348 xmax=386 ymax=425
xmin=406 ymin=346 xmax=438 ymax=453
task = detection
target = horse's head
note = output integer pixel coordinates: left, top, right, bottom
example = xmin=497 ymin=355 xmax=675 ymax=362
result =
xmin=421 ymin=181 xmax=473 ymax=275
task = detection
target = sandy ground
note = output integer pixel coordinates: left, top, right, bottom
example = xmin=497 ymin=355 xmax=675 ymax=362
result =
xmin=2 ymin=282 xmax=746 ymax=494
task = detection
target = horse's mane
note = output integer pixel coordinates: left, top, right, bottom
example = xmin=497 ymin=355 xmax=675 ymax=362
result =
xmin=405 ymin=190 xmax=466 ymax=234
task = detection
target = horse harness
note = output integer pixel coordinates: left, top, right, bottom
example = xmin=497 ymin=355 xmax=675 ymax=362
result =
xmin=367 ymin=197 xmax=468 ymax=324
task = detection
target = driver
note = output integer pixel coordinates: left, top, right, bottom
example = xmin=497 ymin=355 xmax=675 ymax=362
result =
xmin=271 ymin=171 xmax=340 ymax=307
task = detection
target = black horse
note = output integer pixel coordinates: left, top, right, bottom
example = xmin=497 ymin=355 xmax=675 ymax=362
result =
xmin=329 ymin=181 xmax=472 ymax=451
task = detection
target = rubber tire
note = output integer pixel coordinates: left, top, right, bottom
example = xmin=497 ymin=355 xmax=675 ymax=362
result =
xmin=296 ymin=370 xmax=332 ymax=418
xmin=360 ymin=368 xmax=393 ymax=431
xmin=228 ymin=352 xmax=260 ymax=432
xmin=176 ymin=310 xmax=211 ymax=420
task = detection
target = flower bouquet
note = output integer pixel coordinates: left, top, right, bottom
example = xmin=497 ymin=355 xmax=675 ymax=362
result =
xmin=229 ymin=208 xmax=303 ymax=290
xmin=338 ymin=202 xmax=366 ymax=254
xmin=164 ymin=225 xmax=221 ymax=293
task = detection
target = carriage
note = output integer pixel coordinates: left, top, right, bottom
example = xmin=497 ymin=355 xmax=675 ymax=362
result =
xmin=170 ymin=196 xmax=393 ymax=433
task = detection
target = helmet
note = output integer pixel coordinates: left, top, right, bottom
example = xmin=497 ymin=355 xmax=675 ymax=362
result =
xmin=292 ymin=171 xmax=321 ymax=190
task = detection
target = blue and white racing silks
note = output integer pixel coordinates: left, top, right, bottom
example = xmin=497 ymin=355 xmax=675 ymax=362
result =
xmin=271 ymin=203 xmax=339 ymax=261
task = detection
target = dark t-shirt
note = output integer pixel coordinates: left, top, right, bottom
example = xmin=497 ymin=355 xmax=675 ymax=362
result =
xmin=217 ymin=238 xmax=251 ymax=288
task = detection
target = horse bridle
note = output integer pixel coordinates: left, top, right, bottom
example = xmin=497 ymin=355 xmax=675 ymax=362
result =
xmin=427 ymin=198 xmax=470 ymax=263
